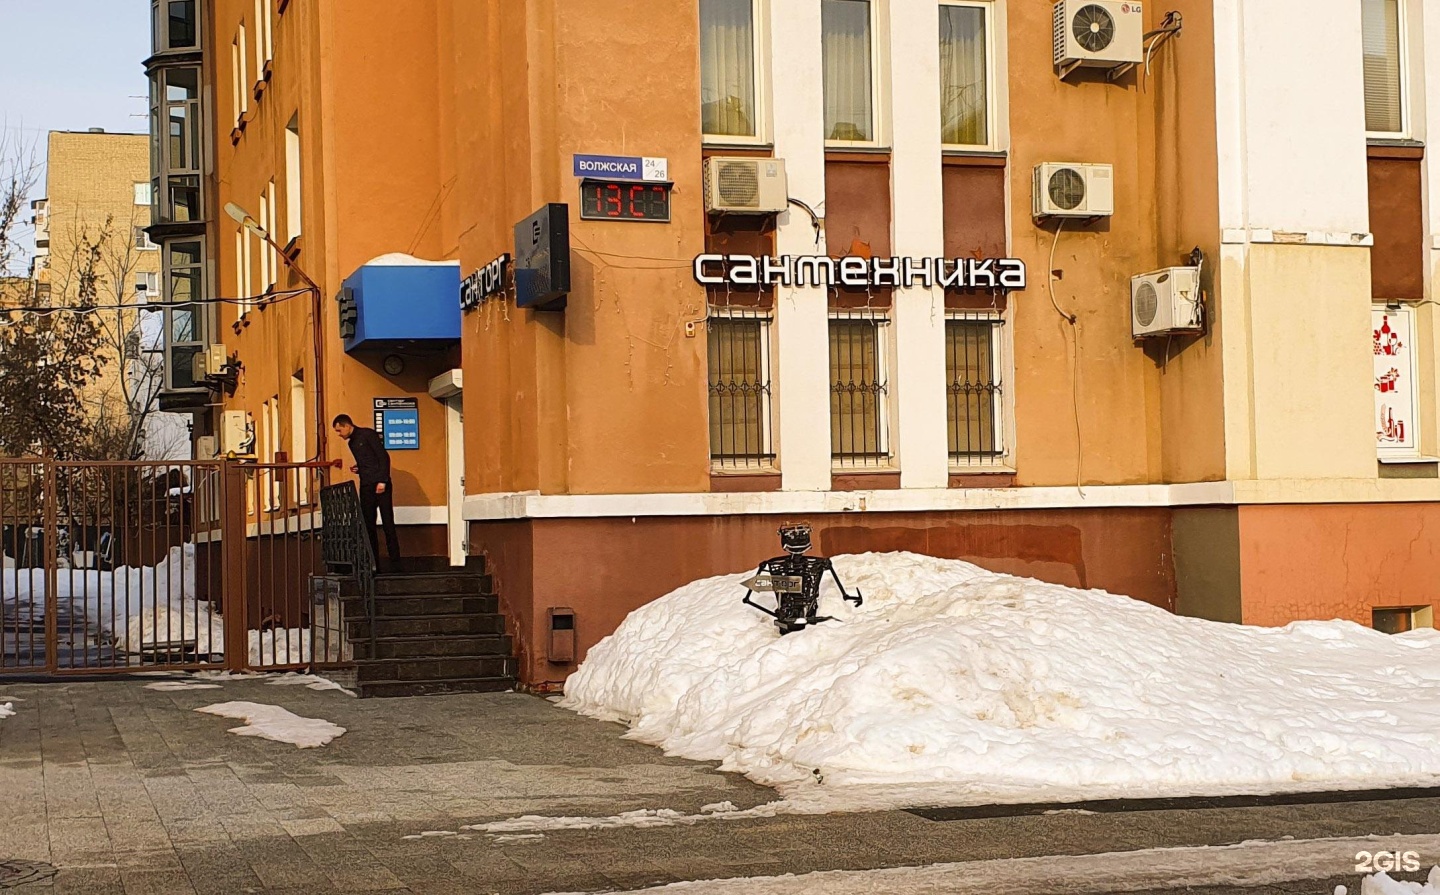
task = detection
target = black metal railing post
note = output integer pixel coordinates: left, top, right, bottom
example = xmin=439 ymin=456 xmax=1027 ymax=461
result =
xmin=319 ymin=481 xmax=376 ymax=654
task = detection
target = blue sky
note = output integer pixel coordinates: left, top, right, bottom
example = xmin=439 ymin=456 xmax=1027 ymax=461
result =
xmin=0 ymin=0 xmax=151 ymax=270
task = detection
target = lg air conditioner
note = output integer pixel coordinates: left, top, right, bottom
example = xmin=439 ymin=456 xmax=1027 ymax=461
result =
xmin=1131 ymin=267 xmax=1202 ymax=338
xmin=704 ymin=157 xmax=789 ymax=214
xmin=1054 ymin=1 xmax=1145 ymax=77
xmin=1034 ymin=163 xmax=1114 ymax=219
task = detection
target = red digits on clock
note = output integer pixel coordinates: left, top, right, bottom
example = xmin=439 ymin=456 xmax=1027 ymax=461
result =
xmin=606 ymin=184 xmax=623 ymax=217
xmin=630 ymin=184 xmax=645 ymax=218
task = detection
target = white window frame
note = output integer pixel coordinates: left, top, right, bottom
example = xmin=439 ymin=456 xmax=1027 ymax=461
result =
xmin=134 ymin=226 xmax=159 ymax=251
xmin=285 ymin=115 xmax=303 ymax=239
xmin=938 ymin=0 xmax=1003 ymax=153
xmin=290 ymin=374 xmax=309 ymax=504
xmin=1364 ymin=0 xmax=1410 ymax=140
xmin=134 ymin=182 xmax=153 ymax=206
xmin=706 ymin=307 xmax=778 ymax=472
xmin=828 ymin=310 xmax=894 ymax=468
xmin=701 ymin=0 xmax=773 ymax=146
xmin=822 ymin=0 xmax=891 ymax=150
xmin=1374 ymin=302 xmax=1423 ymax=459
xmin=944 ymin=310 xmax=1012 ymax=470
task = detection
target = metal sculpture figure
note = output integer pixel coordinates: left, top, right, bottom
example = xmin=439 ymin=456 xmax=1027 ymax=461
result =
xmin=742 ymin=523 xmax=863 ymax=634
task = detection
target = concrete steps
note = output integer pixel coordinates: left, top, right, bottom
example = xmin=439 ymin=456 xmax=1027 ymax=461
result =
xmin=339 ymin=561 xmax=517 ymax=698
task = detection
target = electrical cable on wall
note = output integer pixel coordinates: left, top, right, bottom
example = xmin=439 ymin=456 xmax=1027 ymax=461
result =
xmin=1045 ymin=219 xmax=1086 ymax=497
xmin=0 ymin=287 xmax=312 ymax=323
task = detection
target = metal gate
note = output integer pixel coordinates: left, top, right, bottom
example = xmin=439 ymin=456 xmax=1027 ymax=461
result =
xmin=0 ymin=458 xmax=349 ymax=675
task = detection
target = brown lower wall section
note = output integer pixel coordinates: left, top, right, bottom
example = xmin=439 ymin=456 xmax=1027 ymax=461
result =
xmin=1237 ymin=503 xmax=1440 ymax=628
xmin=471 ymin=508 xmax=1177 ymax=687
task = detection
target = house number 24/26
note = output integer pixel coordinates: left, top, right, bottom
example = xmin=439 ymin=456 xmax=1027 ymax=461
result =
xmin=1355 ymin=850 xmax=1421 ymax=873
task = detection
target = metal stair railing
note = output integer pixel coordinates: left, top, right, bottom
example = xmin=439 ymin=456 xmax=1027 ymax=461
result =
xmin=319 ymin=481 xmax=377 ymax=655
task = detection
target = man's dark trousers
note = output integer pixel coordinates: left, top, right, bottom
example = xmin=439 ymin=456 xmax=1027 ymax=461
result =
xmin=359 ymin=480 xmax=401 ymax=566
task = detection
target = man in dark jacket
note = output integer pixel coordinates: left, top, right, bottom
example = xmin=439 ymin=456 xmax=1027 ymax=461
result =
xmin=332 ymin=414 xmax=401 ymax=568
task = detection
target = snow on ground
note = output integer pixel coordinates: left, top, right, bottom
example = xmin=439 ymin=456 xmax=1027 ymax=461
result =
xmin=2 ymin=546 xmax=319 ymax=668
xmin=144 ymin=680 xmax=222 ymax=692
xmin=194 ymin=701 xmax=346 ymax=748
xmin=0 ymin=702 xmax=13 ymax=721
xmin=539 ymin=836 xmax=1440 ymax=895
xmin=464 ymin=802 xmax=780 ymax=837
xmin=1362 ymin=867 xmax=1440 ymax=894
xmin=1365 ymin=874 xmax=1440 ymax=892
xmin=561 ymin=552 xmax=1440 ymax=811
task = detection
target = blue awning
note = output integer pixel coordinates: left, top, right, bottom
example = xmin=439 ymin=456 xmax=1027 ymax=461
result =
xmin=339 ymin=254 xmax=461 ymax=353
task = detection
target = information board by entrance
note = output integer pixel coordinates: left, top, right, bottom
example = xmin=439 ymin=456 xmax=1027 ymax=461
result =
xmin=373 ymin=398 xmax=420 ymax=451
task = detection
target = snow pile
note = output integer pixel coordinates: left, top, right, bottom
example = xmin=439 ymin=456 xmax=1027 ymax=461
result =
xmin=561 ymin=552 xmax=1440 ymax=809
xmin=144 ymin=680 xmax=222 ymax=692
xmin=1362 ymin=867 xmax=1440 ymax=894
xmin=195 ymin=701 xmax=345 ymax=748
xmin=0 ymin=702 xmax=13 ymax=721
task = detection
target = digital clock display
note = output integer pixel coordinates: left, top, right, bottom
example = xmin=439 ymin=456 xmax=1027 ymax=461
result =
xmin=580 ymin=179 xmax=672 ymax=223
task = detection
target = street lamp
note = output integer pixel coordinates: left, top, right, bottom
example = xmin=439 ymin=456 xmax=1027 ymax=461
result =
xmin=224 ymin=201 xmax=328 ymax=462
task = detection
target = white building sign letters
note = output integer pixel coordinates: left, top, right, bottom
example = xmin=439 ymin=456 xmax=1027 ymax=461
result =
xmin=693 ymin=254 xmax=1027 ymax=290
xmin=461 ymin=253 xmax=510 ymax=311
xmin=1374 ymin=307 xmax=1418 ymax=455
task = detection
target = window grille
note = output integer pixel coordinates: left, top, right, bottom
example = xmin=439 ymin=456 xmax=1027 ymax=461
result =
xmin=829 ymin=310 xmax=890 ymax=465
xmin=708 ymin=307 xmax=775 ymax=469
xmin=946 ymin=312 xmax=1005 ymax=465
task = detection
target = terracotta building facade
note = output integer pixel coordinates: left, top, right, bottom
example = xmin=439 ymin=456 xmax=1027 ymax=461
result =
xmin=150 ymin=0 xmax=1440 ymax=687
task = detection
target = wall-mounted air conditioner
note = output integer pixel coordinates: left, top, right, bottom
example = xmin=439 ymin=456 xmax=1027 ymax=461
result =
xmin=194 ymin=435 xmax=219 ymax=461
xmin=1054 ymin=1 xmax=1145 ymax=78
xmin=220 ymin=410 xmax=254 ymax=458
xmin=1131 ymin=267 xmax=1202 ymax=338
xmin=1034 ymin=163 xmax=1114 ymax=219
xmin=704 ymin=157 xmax=789 ymax=214
xmin=191 ymin=344 xmax=229 ymax=383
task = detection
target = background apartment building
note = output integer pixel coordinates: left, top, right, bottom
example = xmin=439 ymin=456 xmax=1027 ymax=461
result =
xmin=28 ymin=129 xmax=186 ymax=460
xmin=153 ymin=0 xmax=1440 ymax=687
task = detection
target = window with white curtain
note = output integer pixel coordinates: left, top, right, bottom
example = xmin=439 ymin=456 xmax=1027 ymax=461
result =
xmin=700 ymin=0 xmax=760 ymax=139
xmin=1362 ymin=0 xmax=1405 ymax=136
xmin=939 ymin=2 xmax=992 ymax=148
xmin=822 ymin=0 xmax=875 ymax=143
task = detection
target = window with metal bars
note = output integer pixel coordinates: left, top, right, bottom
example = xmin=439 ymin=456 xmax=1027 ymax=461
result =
xmin=707 ymin=308 xmax=775 ymax=469
xmin=946 ymin=313 xmax=1005 ymax=465
xmin=829 ymin=311 xmax=891 ymax=465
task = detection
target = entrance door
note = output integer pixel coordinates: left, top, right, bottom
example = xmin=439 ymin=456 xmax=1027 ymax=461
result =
xmin=444 ymin=395 xmax=466 ymax=567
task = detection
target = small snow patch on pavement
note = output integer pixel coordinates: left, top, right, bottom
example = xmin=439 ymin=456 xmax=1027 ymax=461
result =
xmin=195 ymin=701 xmax=345 ymax=748
xmin=492 ymin=834 xmax=545 ymax=844
xmin=265 ymin=673 xmax=356 ymax=696
xmin=464 ymin=802 xmax=783 ymax=835
xmin=144 ymin=681 xmax=223 ymax=692
xmin=1361 ymin=866 xmax=1440 ymax=894
xmin=0 ymin=702 xmax=14 ymax=721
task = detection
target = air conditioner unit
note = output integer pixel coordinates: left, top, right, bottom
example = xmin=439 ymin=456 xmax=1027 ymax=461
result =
xmin=704 ymin=157 xmax=789 ymax=214
xmin=1054 ymin=1 xmax=1145 ymax=76
xmin=191 ymin=344 xmax=229 ymax=382
xmin=1131 ymin=267 xmax=1202 ymax=338
xmin=1034 ymin=163 xmax=1114 ymax=219
xmin=220 ymin=410 xmax=254 ymax=457
xmin=194 ymin=435 xmax=219 ymax=461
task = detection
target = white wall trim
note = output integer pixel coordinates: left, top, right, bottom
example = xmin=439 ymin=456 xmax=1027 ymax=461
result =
xmin=459 ymin=479 xmax=1440 ymax=520
xmin=1220 ymin=229 xmax=1375 ymax=247
xmin=395 ymin=506 xmax=447 ymax=526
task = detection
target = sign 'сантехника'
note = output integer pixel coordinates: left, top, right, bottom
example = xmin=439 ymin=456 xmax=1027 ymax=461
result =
xmin=692 ymin=254 xmax=1028 ymax=290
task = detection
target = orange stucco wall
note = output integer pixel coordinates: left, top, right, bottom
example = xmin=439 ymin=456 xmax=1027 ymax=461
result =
xmin=1005 ymin=0 xmax=1225 ymax=488
xmin=1237 ymin=503 xmax=1440 ymax=628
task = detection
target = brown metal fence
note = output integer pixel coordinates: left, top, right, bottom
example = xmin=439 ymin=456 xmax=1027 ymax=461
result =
xmin=0 ymin=458 xmax=351 ymax=676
